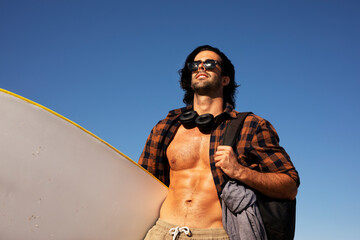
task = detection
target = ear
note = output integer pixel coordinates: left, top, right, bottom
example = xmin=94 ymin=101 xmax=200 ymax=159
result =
xmin=222 ymin=76 xmax=230 ymax=86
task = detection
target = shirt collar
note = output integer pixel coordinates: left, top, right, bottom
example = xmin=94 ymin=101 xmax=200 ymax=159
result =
xmin=223 ymin=103 xmax=238 ymax=119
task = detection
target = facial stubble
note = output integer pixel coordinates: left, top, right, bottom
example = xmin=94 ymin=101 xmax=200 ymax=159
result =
xmin=191 ymin=76 xmax=223 ymax=96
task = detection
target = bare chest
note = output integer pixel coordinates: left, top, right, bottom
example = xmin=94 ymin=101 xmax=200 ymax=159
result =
xmin=166 ymin=126 xmax=210 ymax=170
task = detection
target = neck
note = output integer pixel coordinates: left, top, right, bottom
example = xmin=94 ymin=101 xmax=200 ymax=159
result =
xmin=193 ymin=95 xmax=224 ymax=116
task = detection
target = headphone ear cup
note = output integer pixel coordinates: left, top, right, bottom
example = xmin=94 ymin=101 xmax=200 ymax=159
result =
xmin=195 ymin=114 xmax=214 ymax=133
xmin=179 ymin=110 xmax=198 ymax=129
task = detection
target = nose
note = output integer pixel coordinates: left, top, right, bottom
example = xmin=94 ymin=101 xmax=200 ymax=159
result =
xmin=197 ymin=61 xmax=205 ymax=71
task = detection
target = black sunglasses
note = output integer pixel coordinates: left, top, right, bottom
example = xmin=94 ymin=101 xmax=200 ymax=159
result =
xmin=187 ymin=59 xmax=222 ymax=72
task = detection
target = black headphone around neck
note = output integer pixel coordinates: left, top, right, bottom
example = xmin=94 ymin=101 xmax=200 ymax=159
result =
xmin=179 ymin=110 xmax=215 ymax=133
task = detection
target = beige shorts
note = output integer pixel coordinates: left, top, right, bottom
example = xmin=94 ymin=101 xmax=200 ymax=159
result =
xmin=144 ymin=218 xmax=229 ymax=240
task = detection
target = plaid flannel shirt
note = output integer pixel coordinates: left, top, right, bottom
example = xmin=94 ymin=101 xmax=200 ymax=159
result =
xmin=139 ymin=104 xmax=299 ymax=199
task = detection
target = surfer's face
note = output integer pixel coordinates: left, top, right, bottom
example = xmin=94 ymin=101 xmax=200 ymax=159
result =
xmin=190 ymin=51 xmax=229 ymax=96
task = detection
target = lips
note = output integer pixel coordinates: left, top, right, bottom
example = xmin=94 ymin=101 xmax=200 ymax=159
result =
xmin=195 ymin=72 xmax=209 ymax=79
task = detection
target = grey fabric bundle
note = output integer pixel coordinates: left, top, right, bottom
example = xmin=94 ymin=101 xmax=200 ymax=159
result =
xmin=221 ymin=180 xmax=268 ymax=240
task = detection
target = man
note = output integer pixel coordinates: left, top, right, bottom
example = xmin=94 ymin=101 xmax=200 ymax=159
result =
xmin=139 ymin=45 xmax=299 ymax=239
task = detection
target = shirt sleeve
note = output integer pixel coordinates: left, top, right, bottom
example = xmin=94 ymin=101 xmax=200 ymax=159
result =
xmin=138 ymin=120 xmax=169 ymax=186
xmin=138 ymin=126 xmax=155 ymax=172
xmin=240 ymin=115 xmax=300 ymax=186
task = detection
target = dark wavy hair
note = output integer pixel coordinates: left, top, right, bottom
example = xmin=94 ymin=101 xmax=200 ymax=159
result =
xmin=179 ymin=45 xmax=238 ymax=107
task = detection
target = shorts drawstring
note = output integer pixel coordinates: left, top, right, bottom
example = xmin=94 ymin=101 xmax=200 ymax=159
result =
xmin=169 ymin=226 xmax=191 ymax=240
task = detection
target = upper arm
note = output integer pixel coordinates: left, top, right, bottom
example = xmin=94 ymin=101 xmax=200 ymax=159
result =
xmin=240 ymin=115 xmax=300 ymax=187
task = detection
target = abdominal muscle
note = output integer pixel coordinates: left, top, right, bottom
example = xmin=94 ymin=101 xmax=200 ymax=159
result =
xmin=159 ymin=126 xmax=223 ymax=228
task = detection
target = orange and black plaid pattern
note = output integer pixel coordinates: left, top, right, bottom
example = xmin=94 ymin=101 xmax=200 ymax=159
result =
xmin=138 ymin=104 xmax=299 ymax=200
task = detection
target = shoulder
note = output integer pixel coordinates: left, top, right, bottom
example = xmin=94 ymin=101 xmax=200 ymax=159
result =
xmin=228 ymin=106 xmax=268 ymax=128
xmin=242 ymin=113 xmax=268 ymax=130
xmin=239 ymin=113 xmax=280 ymax=138
xmin=150 ymin=106 xmax=190 ymax=134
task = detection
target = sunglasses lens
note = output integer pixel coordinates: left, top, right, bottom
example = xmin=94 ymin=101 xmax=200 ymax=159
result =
xmin=204 ymin=60 xmax=216 ymax=70
xmin=188 ymin=61 xmax=200 ymax=71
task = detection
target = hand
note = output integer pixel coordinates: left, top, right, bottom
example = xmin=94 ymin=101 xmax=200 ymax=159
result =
xmin=214 ymin=145 xmax=243 ymax=179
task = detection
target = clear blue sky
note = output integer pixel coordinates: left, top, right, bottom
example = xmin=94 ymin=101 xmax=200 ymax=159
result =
xmin=1 ymin=0 xmax=359 ymax=239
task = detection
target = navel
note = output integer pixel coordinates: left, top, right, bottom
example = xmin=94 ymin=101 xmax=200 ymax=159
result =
xmin=185 ymin=199 xmax=193 ymax=204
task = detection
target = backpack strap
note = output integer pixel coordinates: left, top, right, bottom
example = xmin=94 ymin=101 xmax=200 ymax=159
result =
xmin=222 ymin=112 xmax=252 ymax=147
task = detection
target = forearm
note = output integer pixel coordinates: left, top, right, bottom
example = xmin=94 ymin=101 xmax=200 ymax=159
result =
xmin=234 ymin=165 xmax=298 ymax=200
xmin=215 ymin=146 xmax=298 ymax=200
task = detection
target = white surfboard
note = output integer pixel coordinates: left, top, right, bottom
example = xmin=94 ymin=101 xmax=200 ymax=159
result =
xmin=0 ymin=88 xmax=168 ymax=240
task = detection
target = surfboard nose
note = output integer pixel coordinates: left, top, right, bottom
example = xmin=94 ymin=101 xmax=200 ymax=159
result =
xmin=0 ymin=88 xmax=168 ymax=240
